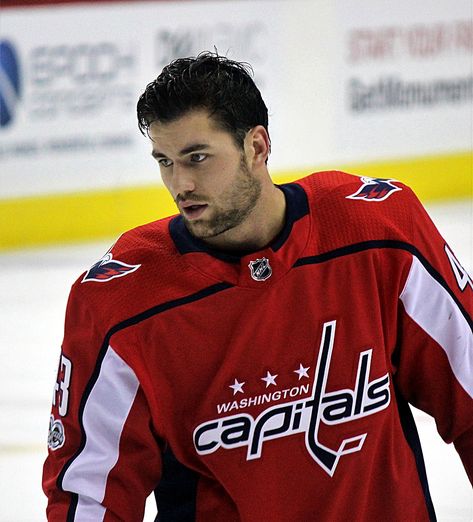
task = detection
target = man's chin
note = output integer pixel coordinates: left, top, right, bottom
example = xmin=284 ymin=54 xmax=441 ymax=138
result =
xmin=184 ymin=219 xmax=228 ymax=241
xmin=183 ymin=219 xmax=212 ymax=239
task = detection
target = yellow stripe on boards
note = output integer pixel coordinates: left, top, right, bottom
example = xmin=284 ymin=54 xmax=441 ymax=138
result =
xmin=1 ymin=151 xmax=471 ymax=251
xmin=275 ymin=151 xmax=473 ymax=201
xmin=0 ymin=186 xmax=176 ymax=251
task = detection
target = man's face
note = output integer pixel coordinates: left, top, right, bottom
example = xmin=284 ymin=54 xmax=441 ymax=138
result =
xmin=149 ymin=110 xmax=261 ymax=241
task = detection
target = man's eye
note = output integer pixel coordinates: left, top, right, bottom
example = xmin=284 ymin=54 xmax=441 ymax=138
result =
xmin=190 ymin=153 xmax=207 ymax=163
xmin=158 ymin=158 xmax=173 ymax=167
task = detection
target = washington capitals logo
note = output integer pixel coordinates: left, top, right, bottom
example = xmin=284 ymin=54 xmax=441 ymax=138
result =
xmin=81 ymin=252 xmax=141 ymax=283
xmin=248 ymin=257 xmax=272 ymax=281
xmin=347 ymin=177 xmax=402 ymax=202
xmin=193 ymin=321 xmax=391 ymax=476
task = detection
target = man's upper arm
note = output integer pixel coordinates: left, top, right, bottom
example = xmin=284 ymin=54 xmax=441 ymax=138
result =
xmin=395 ymin=188 xmax=473 ymax=483
xmin=42 ymin=284 xmax=162 ymax=521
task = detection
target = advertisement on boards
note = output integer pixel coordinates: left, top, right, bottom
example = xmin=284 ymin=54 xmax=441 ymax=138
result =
xmin=0 ymin=1 xmax=288 ymax=198
xmin=0 ymin=0 xmax=471 ymax=202
xmin=333 ymin=0 xmax=472 ymax=161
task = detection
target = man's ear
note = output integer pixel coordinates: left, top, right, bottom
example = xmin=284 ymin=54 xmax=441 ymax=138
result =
xmin=246 ymin=125 xmax=270 ymax=167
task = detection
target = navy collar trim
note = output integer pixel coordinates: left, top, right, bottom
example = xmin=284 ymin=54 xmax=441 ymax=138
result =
xmin=169 ymin=182 xmax=309 ymax=262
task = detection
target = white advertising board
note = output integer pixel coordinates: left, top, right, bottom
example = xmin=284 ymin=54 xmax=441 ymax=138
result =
xmin=0 ymin=0 xmax=471 ymax=199
xmin=331 ymin=0 xmax=472 ymax=162
xmin=0 ymin=0 xmax=310 ymax=198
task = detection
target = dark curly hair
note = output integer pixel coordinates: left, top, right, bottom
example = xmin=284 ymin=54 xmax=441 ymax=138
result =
xmin=137 ymin=52 xmax=269 ymax=152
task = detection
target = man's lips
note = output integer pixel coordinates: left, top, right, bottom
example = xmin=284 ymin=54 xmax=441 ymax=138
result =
xmin=179 ymin=202 xmax=208 ymax=220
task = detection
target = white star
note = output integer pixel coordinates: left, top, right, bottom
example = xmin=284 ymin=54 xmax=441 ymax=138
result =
xmin=261 ymin=371 xmax=278 ymax=388
xmin=229 ymin=379 xmax=245 ymax=395
xmin=294 ymin=363 xmax=310 ymax=380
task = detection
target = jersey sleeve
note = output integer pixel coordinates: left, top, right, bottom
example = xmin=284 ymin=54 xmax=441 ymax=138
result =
xmin=394 ymin=186 xmax=473 ymax=484
xmin=42 ymin=282 xmax=163 ymax=521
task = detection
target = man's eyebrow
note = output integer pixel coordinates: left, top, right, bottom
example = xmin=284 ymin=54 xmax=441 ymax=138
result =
xmin=151 ymin=143 xmax=210 ymax=159
xmin=151 ymin=150 xmax=165 ymax=159
xmin=179 ymin=143 xmax=210 ymax=156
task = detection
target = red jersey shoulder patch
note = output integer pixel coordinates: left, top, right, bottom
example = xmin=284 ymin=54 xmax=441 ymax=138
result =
xmin=81 ymin=252 xmax=141 ymax=283
xmin=346 ymin=176 xmax=402 ymax=202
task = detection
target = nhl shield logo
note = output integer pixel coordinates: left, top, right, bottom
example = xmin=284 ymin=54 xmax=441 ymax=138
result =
xmin=248 ymin=257 xmax=272 ymax=281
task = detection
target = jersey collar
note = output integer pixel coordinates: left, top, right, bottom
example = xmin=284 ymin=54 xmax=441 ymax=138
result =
xmin=169 ymin=182 xmax=310 ymax=286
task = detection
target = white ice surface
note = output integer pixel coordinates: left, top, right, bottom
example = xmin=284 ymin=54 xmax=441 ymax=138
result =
xmin=0 ymin=199 xmax=471 ymax=521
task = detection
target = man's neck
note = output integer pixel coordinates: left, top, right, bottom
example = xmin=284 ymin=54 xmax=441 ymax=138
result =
xmin=202 ymin=183 xmax=287 ymax=253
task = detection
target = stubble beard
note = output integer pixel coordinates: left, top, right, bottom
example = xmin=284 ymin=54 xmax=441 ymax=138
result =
xmin=183 ymin=157 xmax=262 ymax=240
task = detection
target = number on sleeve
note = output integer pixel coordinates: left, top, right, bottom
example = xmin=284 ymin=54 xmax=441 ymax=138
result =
xmin=52 ymin=354 xmax=72 ymax=417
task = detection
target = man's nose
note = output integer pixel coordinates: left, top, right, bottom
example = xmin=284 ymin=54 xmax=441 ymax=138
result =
xmin=172 ymin=164 xmax=196 ymax=195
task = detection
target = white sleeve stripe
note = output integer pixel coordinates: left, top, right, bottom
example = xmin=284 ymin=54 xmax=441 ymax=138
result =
xmin=400 ymin=255 xmax=473 ymax=399
xmin=62 ymin=346 xmax=140 ymax=520
xmin=75 ymin=494 xmax=106 ymax=521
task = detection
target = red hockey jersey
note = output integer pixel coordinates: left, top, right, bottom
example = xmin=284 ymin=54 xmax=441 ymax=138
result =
xmin=43 ymin=171 xmax=473 ymax=521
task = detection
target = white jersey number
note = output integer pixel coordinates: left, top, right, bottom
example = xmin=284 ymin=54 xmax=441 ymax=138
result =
xmin=53 ymin=354 xmax=72 ymax=417
xmin=445 ymin=245 xmax=473 ymax=292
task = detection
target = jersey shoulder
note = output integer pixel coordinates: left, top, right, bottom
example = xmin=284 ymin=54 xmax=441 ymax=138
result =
xmin=79 ymin=215 xmax=176 ymax=285
xmin=295 ymin=170 xmax=420 ymax=249
xmin=65 ymin=215 xmax=189 ymax=330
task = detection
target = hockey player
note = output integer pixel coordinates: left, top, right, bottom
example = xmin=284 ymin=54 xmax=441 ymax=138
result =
xmin=43 ymin=52 xmax=472 ymax=521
